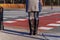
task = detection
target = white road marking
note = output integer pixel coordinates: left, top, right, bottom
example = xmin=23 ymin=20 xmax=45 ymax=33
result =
xmin=56 ymin=21 xmax=60 ymax=23
xmin=3 ymin=18 xmax=7 ymax=19
xmin=39 ymin=13 xmax=60 ymax=17
xmin=4 ymin=16 xmax=18 ymax=18
xmin=38 ymin=27 xmax=53 ymax=30
xmin=47 ymin=23 xmax=60 ymax=26
xmin=15 ymin=19 xmax=27 ymax=21
xmin=39 ymin=14 xmax=52 ymax=17
xmin=4 ymin=21 xmax=16 ymax=23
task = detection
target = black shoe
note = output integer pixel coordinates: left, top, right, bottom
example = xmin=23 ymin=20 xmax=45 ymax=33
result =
xmin=29 ymin=33 xmax=32 ymax=35
xmin=33 ymin=33 xmax=37 ymax=35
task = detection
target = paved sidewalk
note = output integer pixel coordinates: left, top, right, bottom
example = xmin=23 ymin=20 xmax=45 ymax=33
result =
xmin=0 ymin=27 xmax=60 ymax=40
xmin=0 ymin=27 xmax=45 ymax=40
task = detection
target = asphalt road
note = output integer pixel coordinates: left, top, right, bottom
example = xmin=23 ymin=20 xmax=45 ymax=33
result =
xmin=3 ymin=7 xmax=60 ymax=21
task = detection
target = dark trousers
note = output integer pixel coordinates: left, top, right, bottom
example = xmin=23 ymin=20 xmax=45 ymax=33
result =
xmin=28 ymin=11 xmax=39 ymax=35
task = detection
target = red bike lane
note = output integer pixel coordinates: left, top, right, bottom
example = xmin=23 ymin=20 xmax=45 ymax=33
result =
xmin=3 ymin=13 xmax=60 ymax=30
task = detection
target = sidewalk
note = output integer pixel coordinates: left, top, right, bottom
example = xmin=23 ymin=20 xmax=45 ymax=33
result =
xmin=0 ymin=27 xmax=60 ymax=40
xmin=0 ymin=27 xmax=45 ymax=40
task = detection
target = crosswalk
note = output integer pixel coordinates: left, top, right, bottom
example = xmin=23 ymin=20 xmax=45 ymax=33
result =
xmin=3 ymin=13 xmax=60 ymax=31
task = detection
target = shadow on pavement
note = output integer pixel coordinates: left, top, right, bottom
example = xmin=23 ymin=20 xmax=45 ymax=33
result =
xmin=2 ymin=29 xmax=46 ymax=40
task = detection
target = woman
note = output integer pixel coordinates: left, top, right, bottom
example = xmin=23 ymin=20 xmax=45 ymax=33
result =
xmin=26 ymin=0 xmax=43 ymax=35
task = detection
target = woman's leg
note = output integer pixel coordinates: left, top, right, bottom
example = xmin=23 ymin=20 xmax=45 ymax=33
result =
xmin=28 ymin=12 xmax=32 ymax=35
xmin=33 ymin=12 xmax=39 ymax=35
xmin=28 ymin=12 xmax=34 ymax=35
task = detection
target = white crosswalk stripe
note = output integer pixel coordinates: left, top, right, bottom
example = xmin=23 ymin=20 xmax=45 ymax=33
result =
xmin=4 ymin=16 xmax=18 ymax=18
xmin=15 ymin=19 xmax=27 ymax=21
xmin=3 ymin=18 xmax=7 ymax=19
xmin=47 ymin=23 xmax=60 ymax=26
xmin=39 ymin=13 xmax=59 ymax=17
xmin=56 ymin=21 xmax=60 ymax=23
xmin=38 ymin=27 xmax=54 ymax=30
xmin=4 ymin=21 xmax=16 ymax=23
